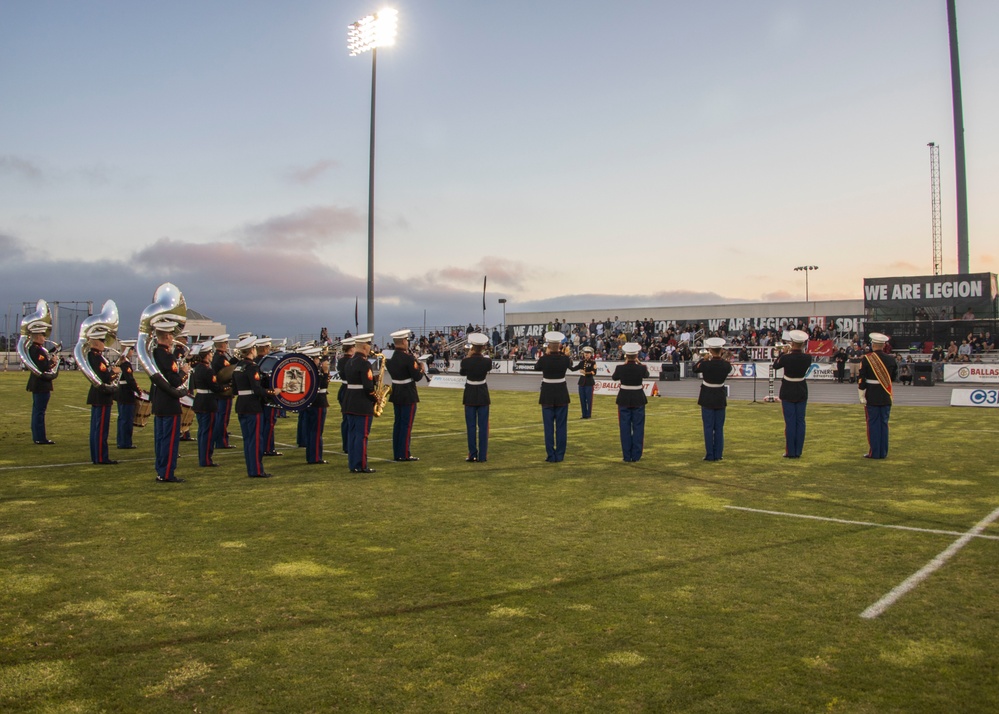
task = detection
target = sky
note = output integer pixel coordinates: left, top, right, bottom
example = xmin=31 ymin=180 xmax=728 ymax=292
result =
xmin=2 ymin=0 xmax=998 ymax=341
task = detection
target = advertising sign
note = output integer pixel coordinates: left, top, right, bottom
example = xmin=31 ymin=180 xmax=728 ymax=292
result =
xmin=950 ymin=388 xmax=999 ymax=408
xmin=943 ymin=364 xmax=999 ymax=384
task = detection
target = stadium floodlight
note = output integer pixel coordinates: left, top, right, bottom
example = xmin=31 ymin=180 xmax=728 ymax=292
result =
xmin=348 ymin=8 xmax=398 ymax=333
xmin=794 ymin=265 xmax=819 ymax=302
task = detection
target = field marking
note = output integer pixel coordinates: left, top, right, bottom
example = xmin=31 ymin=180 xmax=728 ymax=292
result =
xmin=860 ymin=505 xmax=999 ymax=619
xmin=725 ymin=506 xmax=999 ymax=541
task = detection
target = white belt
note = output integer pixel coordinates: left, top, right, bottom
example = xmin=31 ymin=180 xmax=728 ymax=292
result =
xmin=542 ymin=378 xmax=566 ymax=384
xmin=619 ymin=384 xmax=643 ymax=390
xmin=864 ymin=379 xmax=880 ymax=385
xmin=701 ymin=381 xmax=725 ymax=388
xmin=466 ymin=379 xmax=486 ymax=385
xmin=317 ymin=389 xmax=328 ymax=393
xmin=393 ymin=378 xmax=413 ymax=384
xmin=237 ymin=390 xmax=254 ymax=396
xmin=782 ymin=376 xmax=805 ymax=382
xmin=347 ymin=384 xmax=364 ymax=390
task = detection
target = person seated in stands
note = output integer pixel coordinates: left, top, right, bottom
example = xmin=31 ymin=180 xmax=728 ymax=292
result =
xmin=898 ymin=358 xmax=912 ymax=386
xmin=946 ymin=341 xmax=959 ymax=361
xmin=985 ymin=332 xmax=995 ymax=352
xmin=958 ymin=340 xmax=973 ymax=361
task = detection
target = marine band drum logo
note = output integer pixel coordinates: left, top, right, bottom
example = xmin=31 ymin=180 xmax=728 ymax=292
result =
xmin=259 ymin=352 xmax=319 ymax=411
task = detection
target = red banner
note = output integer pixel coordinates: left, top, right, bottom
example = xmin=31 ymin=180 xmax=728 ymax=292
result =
xmin=807 ymin=339 xmax=836 ymax=357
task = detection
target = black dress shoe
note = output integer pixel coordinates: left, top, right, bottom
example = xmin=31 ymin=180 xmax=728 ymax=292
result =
xmin=263 ymin=451 xmax=283 ymax=457
xmin=179 ymin=435 xmax=192 ymax=441
xmin=220 ymin=445 xmax=237 ymax=449
xmin=350 ymin=467 xmax=376 ymax=474
xmin=465 ymin=456 xmax=478 ymax=462
xmin=35 ymin=440 xmax=56 ymax=445
xmin=395 ymin=456 xmax=419 ymax=462
xmin=117 ymin=445 xmax=137 ymax=449
xmin=156 ymin=477 xmax=185 ymax=483
xmin=203 ymin=463 xmax=220 ymax=468
xmin=248 ymin=473 xmax=273 ymax=478
xmin=97 ymin=460 xmax=119 ymax=465
xmin=309 ymin=460 xmax=329 ymax=465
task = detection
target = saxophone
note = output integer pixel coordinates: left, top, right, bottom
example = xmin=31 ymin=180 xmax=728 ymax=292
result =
xmin=371 ymin=353 xmax=391 ymax=417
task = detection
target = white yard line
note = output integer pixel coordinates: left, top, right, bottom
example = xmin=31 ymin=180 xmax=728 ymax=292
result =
xmin=724 ymin=505 xmax=999 ymax=541
xmin=860 ymin=505 xmax=999 ymax=619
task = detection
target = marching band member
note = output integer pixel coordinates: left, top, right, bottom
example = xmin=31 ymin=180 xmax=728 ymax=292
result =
xmin=24 ymin=320 xmax=57 ymax=445
xmin=337 ymin=337 xmax=355 ymax=454
xmin=211 ymin=333 xmax=236 ymax=450
xmin=858 ymin=333 xmax=898 ymax=459
xmin=232 ymin=336 xmax=276 ymax=478
xmin=772 ymin=330 xmax=813 ymax=459
xmin=302 ymin=346 xmax=330 ymax=464
xmin=693 ymin=337 xmax=732 ymax=461
xmin=460 ymin=333 xmax=492 ymax=462
xmin=386 ymin=329 xmax=425 ymax=462
xmin=85 ymin=326 xmax=121 ymax=465
xmin=535 ymin=331 xmax=571 ymax=462
xmin=174 ymin=332 xmax=193 ymax=441
xmin=149 ymin=317 xmax=189 ymax=482
xmin=612 ymin=342 xmax=650 ymax=462
xmin=342 ymin=333 xmax=377 ymax=473
xmin=255 ymin=338 xmax=282 ymax=457
xmin=570 ymin=345 xmax=598 ymax=419
xmin=191 ymin=341 xmax=223 ymax=467
xmin=115 ymin=341 xmax=140 ymax=450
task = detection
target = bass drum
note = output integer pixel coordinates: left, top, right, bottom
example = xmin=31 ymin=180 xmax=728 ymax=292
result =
xmin=257 ymin=351 xmax=320 ymax=412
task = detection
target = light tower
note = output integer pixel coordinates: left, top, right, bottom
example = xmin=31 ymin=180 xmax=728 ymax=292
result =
xmin=928 ymin=142 xmax=943 ymax=275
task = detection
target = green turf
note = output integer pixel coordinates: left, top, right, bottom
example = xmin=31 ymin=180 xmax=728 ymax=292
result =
xmin=2 ymin=371 xmax=997 ymax=712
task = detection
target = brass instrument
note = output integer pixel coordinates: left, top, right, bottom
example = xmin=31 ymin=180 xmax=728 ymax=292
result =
xmin=371 ymin=352 xmax=391 ymax=417
xmin=74 ymin=300 xmax=121 ymax=389
xmin=17 ymin=299 xmax=61 ymax=378
xmin=136 ymin=282 xmax=188 ymax=385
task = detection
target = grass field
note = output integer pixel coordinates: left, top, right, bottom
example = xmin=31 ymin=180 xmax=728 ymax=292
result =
xmin=2 ymin=370 xmax=998 ymax=713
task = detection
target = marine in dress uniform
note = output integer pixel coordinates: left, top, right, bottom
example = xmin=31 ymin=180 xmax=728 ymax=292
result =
xmin=534 ymin=331 xmax=572 ymax=462
xmin=858 ymin=333 xmax=898 ymax=459
xmin=255 ymin=338 xmax=282 ymax=457
xmin=460 ymin=333 xmax=492 ymax=462
xmin=191 ymin=342 xmax=224 ymax=467
xmin=612 ymin=342 xmax=650 ymax=462
xmin=342 ymin=334 xmax=377 ymax=473
xmin=336 ymin=338 xmax=356 ymax=454
xmin=85 ymin=329 xmax=121 ymax=465
xmin=211 ymin=334 xmax=236 ymax=450
xmin=301 ymin=346 xmax=330 ymax=464
xmin=24 ymin=324 xmax=57 ymax=445
xmin=570 ymin=346 xmax=598 ymax=419
xmin=115 ymin=342 xmax=140 ymax=449
xmin=693 ymin=337 xmax=733 ymax=461
xmin=149 ymin=319 xmax=190 ymax=482
xmin=386 ymin=329 xmax=426 ymax=461
xmin=772 ymin=330 xmax=813 ymax=458
xmin=232 ymin=336 xmax=277 ymax=478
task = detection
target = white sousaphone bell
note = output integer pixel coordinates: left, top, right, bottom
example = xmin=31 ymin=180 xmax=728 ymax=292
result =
xmin=74 ymin=300 xmax=120 ymax=388
xmin=136 ymin=282 xmax=187 ymax=383
xmin=16 ymin=299 xmax=62 ymax=378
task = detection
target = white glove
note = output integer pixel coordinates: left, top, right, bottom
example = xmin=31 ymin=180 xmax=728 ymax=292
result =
xmin=858 ymin=389 xmax=867 ymax=406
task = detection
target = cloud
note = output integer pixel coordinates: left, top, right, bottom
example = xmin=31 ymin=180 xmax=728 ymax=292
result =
xmin=284 ymin=159 xmax=338 ymax=185
xmin=238 ymin=205 xmax=363 ymax=250
xmin=424 ymin=256 xmax=538 ymax=291
xmin=0 ymin=155 xmax=46 ymax=183
xmin=759 ymin=290 xmax=795 ymax=301
xmin=0 ymin=232 xmax=28 ymax=262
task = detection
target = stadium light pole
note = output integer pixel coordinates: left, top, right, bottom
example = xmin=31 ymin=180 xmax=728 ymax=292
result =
xmin=348 ymin=8 xmax=398 ymax=334
xmin=794 ymin=265 xmax=818 ymax=302
xmin=498 ymin=298 xmax=507 ymax=347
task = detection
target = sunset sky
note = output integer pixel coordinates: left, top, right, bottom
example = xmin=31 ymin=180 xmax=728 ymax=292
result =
xmin=2 ymin=0 xmax=997 ymax=340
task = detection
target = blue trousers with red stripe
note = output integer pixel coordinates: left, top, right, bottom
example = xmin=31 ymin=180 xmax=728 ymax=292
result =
xmin=346 ymin=413 xmax=372 ymax=471
xmin=196 ymin=411 xmax=216 ymax=466
xmin=392 ymin=403 xmax=417 ymax=459
xmin=116 ymin=402 xmax=135 ymax=448
xmin=781 ymin=400 xmax=807 ymax=458
xmin=238 ymin=412 xmax=265 ymax=476
xmin=213 ymin=397 xmax=232 ymax=448
xmin=304 ymin=406 xmax=327 ymax=463
xmin=464 ymin=404 xmax=489 ymax=461
xmin=153 ymin=414 xmax=181 ymax=480
xmin=618 ymin=406 xmax=645 ymax=462
xmin=90 ymin=404 xmax=112 ymax=464
xmin=865 ymin=404 xmax=891 ymax=459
